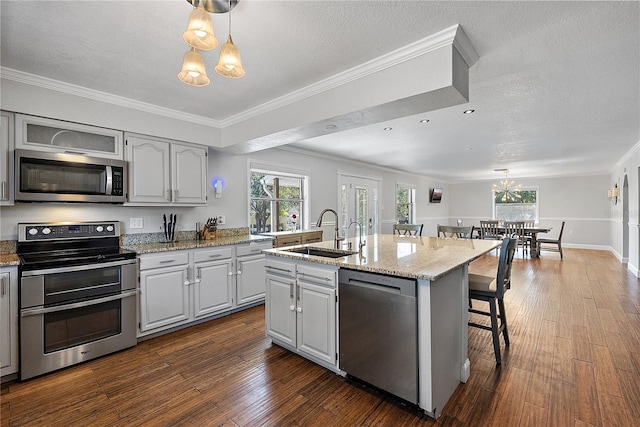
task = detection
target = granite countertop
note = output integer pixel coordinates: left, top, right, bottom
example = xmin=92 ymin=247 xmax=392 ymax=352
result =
xmin=263 ymin=234 xmax=501 ymax=281
xmin=0 ymin=253 xmax=20 ymax=267
xmin=124 ymin=234 xmax=273 ymax=255
xmin=260 ymin=229 xmax=321 ymax=237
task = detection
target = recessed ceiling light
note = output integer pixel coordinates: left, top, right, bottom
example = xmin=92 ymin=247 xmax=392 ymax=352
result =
xmin=463 ymin=109 xmax=475 ymax=114
xmin=383 ymin=127 xmax=393 ymax=131
xmin=419 ymin=119 xmax=429 ymax=123
xmin=464 ymin=147 xmax=473 ymax=151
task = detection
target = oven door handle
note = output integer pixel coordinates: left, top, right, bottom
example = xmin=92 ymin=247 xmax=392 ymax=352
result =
xmin=20 ymin=258 xmax=137 ymax=277
xmin=20 ymin=289 xmax=139 ymax=317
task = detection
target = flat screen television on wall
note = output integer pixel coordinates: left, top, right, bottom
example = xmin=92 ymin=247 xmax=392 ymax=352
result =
xmin=430 ymin=187 xmax=443 ymax=203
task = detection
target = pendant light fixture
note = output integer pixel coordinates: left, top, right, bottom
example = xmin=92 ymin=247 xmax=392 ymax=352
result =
xmin=492 ymin=169 xmax=522 ymax=202
xmin=183 ymin=1 xmax=218 ymax=50
xmin=178 ymin=48 xmax=211 ymax=86
xmin=215 ymin=0 xmax=245 ymax=78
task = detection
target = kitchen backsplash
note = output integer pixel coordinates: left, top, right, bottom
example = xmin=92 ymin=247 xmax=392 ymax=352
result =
xmin=121 ymin=227 xmax=250 ymax=246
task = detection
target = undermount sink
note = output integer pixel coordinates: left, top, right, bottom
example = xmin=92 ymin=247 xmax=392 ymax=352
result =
xmin=283 ymin=247 xmax=356 ymax=258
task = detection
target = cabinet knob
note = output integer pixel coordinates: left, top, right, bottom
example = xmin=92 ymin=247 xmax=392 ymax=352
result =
xmin=183 ymin=280 xmax=190 ymax=286
xmin=296 ymin=307 xmax=302 ymax=313
xmin=289 ymin=305 xmax=295 ymax=311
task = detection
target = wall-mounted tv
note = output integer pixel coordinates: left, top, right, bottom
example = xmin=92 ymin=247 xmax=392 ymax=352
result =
xmin=430 ymin=187 xmax=443 ymax=203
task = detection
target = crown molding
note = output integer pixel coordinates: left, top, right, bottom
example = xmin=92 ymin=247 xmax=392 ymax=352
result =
xmin=0 ymin=67 xmax=223 ymax=128
xmin=222 ymin=24 xmax=478 ymax=127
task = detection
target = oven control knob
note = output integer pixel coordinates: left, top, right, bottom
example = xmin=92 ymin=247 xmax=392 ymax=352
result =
xmin=28 ymin=228 xmax=38 ymax=236
xmin=96 ymin=226 xmax=104 ymax=232
xmin=42 ymin=227 xmax=51 ymax=235
xmin=106 ymin=225 xmax=114 ymax=232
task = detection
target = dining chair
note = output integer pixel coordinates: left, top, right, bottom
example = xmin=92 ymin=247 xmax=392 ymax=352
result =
xmin=538 ymin=221 xmax=565 ymax=259
xmin=394 ymin=223 xmax=423 ymax=236
xmin=503 ymin=221 xmax=527 ymax=255
xmin=437 ymin=224 xmax=473 ymax=239
xmin=468 ymin=237 xmax=517 ymax=364
xmin=479 ymin=220 xmax=502 ymax=240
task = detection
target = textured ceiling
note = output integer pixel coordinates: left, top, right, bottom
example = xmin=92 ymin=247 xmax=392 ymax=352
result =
xmin=1 ymin=1 xmax=638 ymax=182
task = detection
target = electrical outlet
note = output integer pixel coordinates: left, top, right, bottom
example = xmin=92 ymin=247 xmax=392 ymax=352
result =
xmin=217 ymin=215 xmax=225 ymax=225
xmin=130 ymin=218 xmax=144 ymax=229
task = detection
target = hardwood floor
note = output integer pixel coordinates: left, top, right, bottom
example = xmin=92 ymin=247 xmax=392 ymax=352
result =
xmin=2 ymin=248 xmax=640 ymax=426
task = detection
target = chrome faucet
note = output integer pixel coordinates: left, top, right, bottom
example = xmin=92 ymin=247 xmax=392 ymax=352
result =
xmin=349 ymin=221 xmax=366 ymax=253
xmin=316 ymin=208 xmax=345 ymax=249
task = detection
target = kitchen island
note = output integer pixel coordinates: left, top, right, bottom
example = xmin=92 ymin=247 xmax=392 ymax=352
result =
xmin=264 ymin=234 xmax=500 ymax=419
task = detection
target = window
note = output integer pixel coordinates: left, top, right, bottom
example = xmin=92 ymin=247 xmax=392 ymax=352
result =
xmin=493 ymin=188 xmax=538 ymax=223
xmin=396 ymin=184 xmax=416 ymax=224
xmin=249 ymin=169 xmax=306 ymax=234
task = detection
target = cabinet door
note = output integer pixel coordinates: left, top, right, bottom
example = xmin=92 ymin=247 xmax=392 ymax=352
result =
xmin=0 ymin=269 xmax=18 ymax=376
xmin=236 ymin=254 xmax=266 ymax=306
xmin=172 ymin=143 xmax=207 ymax=205
xmin=139 ymin=265 xmax=190 ymax=332
xmin=297 ymin=282 xmax=336 ymax=365
xmin=194 ymin=259 xmax=233 ymax=318
xmin=0 ymin=112 xmax=14 ymax=205
xmin=125 ymin=134 xmax=171 ymax=204
xmin=265 ymin=274 xmax=296 ymax=347
xmin=15 ymin=114 xmax=123 ymax=159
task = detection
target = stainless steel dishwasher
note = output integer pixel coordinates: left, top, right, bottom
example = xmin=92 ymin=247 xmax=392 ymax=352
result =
xmin=339 ymin=268 xmax=418 ymax=404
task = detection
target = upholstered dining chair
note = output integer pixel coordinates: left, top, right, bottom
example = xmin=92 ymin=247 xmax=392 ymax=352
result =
xmin=503 ymin=221 xmax=527 ymax=255
xmin=538 ymin=221 xmax=565 ymax=259
xmin=479 ymin=220 xmax=502 ymax=240
xmin=393 ymin=223 xmax=423 ymax=237
xmin=468 ymin=237 xmax=517 ymax=365
xmin=437 ymin=224 xmax=473 ymax=239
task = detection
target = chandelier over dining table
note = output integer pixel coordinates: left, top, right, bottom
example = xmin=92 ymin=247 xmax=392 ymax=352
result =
xmin=492 ymin=169 xmax=522 ymax=202
xmin=178 ymin=0 xmax=245 ymax=87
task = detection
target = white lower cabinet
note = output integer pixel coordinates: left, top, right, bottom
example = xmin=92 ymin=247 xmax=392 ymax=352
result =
xmin=193 ymin=247 xmax=234 ymax=318
xmin=138 ymin=241 xmax=271 ymax=337
xmin=265 ymin=257 xmax=338 ymax=369
xmin=139 ymin=252 xmax=190 ymax=333
xmin=1 ymin=267 xmax=18 ymax=378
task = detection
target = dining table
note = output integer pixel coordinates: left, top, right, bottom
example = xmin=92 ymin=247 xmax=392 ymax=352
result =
xmin=474 ymin=225 xmax=552 ymax=257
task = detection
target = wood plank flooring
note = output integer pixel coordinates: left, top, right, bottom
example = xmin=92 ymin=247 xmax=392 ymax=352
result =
xmin=2 ymin=248 xmax=640 ymax=426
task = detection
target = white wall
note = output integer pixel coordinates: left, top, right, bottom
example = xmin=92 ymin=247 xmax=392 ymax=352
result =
xmin=0 ymin=144 xmax=449 ymax=240
xmin=448 ymin=175 xmax=611 ymax=249
xmin=609 ymin=142 xmax=640 ymax=274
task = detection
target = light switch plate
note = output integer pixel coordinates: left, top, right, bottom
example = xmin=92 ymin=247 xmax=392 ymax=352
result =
xmin=130 ymin=218 xmax=144 ymax=229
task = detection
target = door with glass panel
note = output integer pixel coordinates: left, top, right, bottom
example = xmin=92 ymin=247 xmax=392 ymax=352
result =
xmin=338 ymin=175 xmax=379 ymax=239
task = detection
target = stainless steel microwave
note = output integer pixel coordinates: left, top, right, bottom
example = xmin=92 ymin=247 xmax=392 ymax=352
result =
xmin=15 ymin=149 xmax=127 ymax=203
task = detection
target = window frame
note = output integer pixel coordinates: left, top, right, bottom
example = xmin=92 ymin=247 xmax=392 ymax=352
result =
xmin=395 ymin=183 xmax=416 ymax=224
xmin=249 ymin=166 xmax=308 ymax=235
xmin=492 ymin=185 xmax=539 ymax=224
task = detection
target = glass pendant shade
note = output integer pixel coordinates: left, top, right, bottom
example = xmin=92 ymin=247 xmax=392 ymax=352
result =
xmin=183 ymin=5 xmax=218 ymax=50
xmin=215 ymin=35 xmax=245 ymax=78
xmin=178 ymin=48 xmax=210 ymax=86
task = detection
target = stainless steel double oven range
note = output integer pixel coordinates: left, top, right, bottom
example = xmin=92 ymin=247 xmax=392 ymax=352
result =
xmin=17 ymin=221 xmax=137 ymax=380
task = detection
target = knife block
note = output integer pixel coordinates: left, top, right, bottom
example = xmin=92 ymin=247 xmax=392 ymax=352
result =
xmin=200 ymin=226 xmax=218 ymax=240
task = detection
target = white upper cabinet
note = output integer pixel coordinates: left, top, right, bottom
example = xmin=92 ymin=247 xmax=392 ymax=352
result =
xmin=125 ymin=133 xmax=207 ymax=206
xmin=172 ymin=143 xmax=207 ymax=205
xmin=0 ymin=111 xmax=14 ymax=205
xmin=15 ymin=114 xmax=123 ymax=159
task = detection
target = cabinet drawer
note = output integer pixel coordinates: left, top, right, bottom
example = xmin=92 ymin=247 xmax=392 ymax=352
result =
xmin=236 ymin=242 xmax=272 ymax=257
xmin=297 ymin=263 xmax=337 ymax=288
xmin=193 ymin=247 xmax=233 ymax=263
xmin=276 ymin=236 xmax=302 ymax=247
xmin=139 ymin=251 xmax=189 ymax=270
xmin=301 ymin=232 xmax=323 ymax=244
xmin=265 ymin=257 xmax=296 ymax=278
